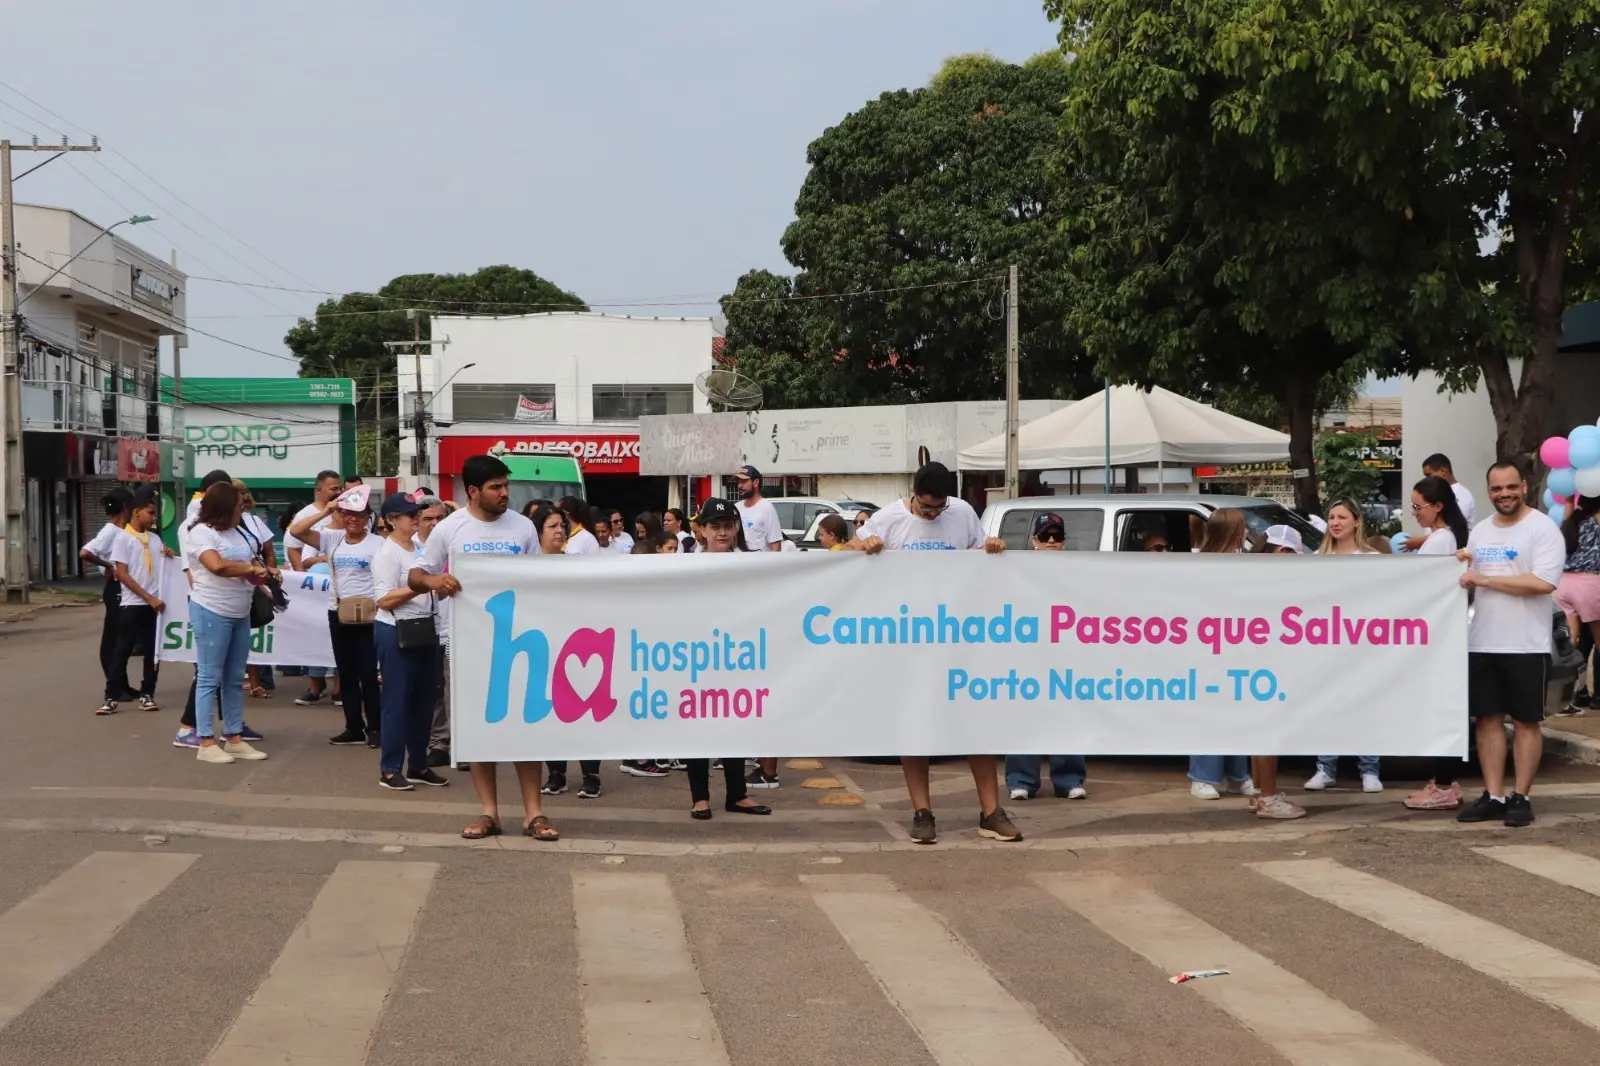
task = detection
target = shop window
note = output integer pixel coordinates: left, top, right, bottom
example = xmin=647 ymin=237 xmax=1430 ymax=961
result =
xmin=592 ymin=384 xmax=693 ymax=420
xmin=450 ymin=384 xmax=556 ymax=422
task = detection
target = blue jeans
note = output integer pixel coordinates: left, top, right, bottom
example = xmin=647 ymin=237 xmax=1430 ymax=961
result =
xmin=374 ymin=622 xmax=439 ymax=776
xmin=1005 ymin=755 xmax=1087 ymax=795
xmin=191 ymin=602 xmax=251 ymax=739
xmin=1316 ymin=755 xmax=1380 ymax=777
xmin=1188 ymin=755 xmax=1251 ymax=786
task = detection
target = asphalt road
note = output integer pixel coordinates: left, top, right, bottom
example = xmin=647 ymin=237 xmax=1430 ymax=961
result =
xmin=5 ymin=602 xmax=1600 ymax=1066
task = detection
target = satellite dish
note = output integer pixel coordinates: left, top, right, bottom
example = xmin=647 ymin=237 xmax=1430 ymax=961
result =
xmin=694 ymin=368 xmax=764 ymax=410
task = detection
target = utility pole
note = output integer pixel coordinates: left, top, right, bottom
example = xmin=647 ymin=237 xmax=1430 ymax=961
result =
xmin=1003 ymin=264 xmax=1020 ymax=500
xmin=411 ymin=309 xmax=425 ymax=478
xmin=1 ymin=138 xmax=103 ymax=603
xmin=373 ymin=378 xmax=382 ymax=479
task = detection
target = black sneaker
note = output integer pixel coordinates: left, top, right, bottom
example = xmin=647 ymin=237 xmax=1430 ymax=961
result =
xmin=542 ymin=772 xmax=569 ymax=795
xmin=578 ymin=775 xmax=603 ymax=799
xmin=1504 ymin=792 xmax=1535 ymax=827
xmin=910 ymin=808 xmax=938 ymax=845
xmin=746 ymin=770 xmax=780 ymax=789
xmin=1456 ymin=790 xmax=1506 ymax=823
xmin=332 ymin=694 xmax=343 ymax=707
xmin=406 ymin=768 xmax=450 ymax=788
xmin=621 ymin=761 xmax=669 ymax=778
xmin=328 ymin=728 xmax=365 ymax=746
xmin=426 ymin=748 xmax=451 ymax=768
xmin=294 ymin=690 xmax=324 ymax=706
xmin=378 ymin=773 xmax=414 ymax=792
xmin=365 ymin=729 xmax=380 ymax=749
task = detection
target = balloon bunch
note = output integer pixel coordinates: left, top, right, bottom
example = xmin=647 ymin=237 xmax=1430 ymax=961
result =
xmin=1539 ymin=426 xmax=1600 ymax=519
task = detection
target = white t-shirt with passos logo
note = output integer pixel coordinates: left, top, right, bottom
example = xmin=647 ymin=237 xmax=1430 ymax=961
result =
xmin=414 ymin=508 xmax=539 ymax=643
xmin=739 ymin=498 xmax=784 ymax=550
xmin=320 ymin=528 xmax=382 ymax=602
xmin=859 ymin=497 xmax=986 ymax=551
xmin=1466 ymin=509 xmax=1567 ymax=654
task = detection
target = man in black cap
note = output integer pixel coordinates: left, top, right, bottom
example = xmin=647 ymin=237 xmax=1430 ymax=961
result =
xmin=734 ymin=465 xmax=784 ymax=552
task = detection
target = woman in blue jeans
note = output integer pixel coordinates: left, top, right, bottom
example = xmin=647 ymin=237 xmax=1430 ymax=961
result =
xmin=1006 ymin=755 xmax=1088 ymax=800
xmin=183 ymin=481 xmax=271 ymax=765
xmin=370 ymin=493 xmax=447 ymax=791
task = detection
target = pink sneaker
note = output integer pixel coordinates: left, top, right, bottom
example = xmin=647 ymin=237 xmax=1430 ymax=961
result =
xmin=1403 ymin=781 xmax=1462 ymax=810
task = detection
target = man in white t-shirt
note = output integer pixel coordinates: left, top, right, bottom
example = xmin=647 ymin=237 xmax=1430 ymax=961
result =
xmin=1455 ymin=459 xmax=1566 ymax=828
xmin=847 ymin=461 xmax=1017 ymax=845
xmin=285 ymin=470 xmax=343 ymax=572
xmin=734 ymin=465 xmax=785 ymax=551
xmin=410 ymin=454 xmax=561 ymax=842
xmin=102 ymin=487 xmax=170 ymax=714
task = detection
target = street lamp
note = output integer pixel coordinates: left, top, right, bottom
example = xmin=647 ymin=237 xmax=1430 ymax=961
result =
xmin=16 ymin=214 xmax=155 ymax=308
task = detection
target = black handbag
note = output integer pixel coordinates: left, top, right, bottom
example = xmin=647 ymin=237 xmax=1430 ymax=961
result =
xmin=396 ymin=589 xmax=439 ymax=649
xmin=239 ymin=524 xmax=286 ymax=630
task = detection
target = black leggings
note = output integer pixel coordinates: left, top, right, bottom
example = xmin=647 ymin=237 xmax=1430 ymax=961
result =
xmin=546 ymin=761 xmax=600 ymax=777
xmin=328 ymin=613 xmax=380 ymax=733
xmin=686 ymin=759 xmax=748 ymax=806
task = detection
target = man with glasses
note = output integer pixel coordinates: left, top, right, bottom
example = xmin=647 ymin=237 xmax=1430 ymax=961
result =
xmin=848 ymin=461 xmax=1020 ymax=845
xmin=734 ymin=465 xmax=785 ymax=551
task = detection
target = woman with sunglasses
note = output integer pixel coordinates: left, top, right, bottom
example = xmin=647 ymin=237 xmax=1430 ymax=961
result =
xmin=1006 ymin=514 xmax=1088 ymax=801
xmin=683 ymin=498 xmax=773 ymax=821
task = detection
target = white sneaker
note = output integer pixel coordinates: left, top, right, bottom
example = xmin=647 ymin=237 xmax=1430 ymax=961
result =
xmin=1255 ymin=793 xmax=1308 ymax=820
xmin=1304 ymin=769 xmax=1337 ymax=791
xmin=1008 ymin=787 xmax=1032 ymax=801
xmin=223 ymin=740 xmax=268 ymax=761
xmin=1361 ymin=772 xmax=1384 ymax=793
xmin=1066 ymin=786 xmax=1088 ymax=800
xmin=1226 ymin=776 xmax=1260 ymax=797
xmin=196 ymin=743 xmax=235 ymax=765
xmin=1190 ymin=781 xmax=1221 ymax=800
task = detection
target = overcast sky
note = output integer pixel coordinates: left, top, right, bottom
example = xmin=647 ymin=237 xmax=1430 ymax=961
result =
xmin=1 ymin=1 xmax=1059 ymax=379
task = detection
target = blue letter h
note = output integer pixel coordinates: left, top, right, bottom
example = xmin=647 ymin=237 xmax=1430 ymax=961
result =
xmin=484 ymin=590 xmax=552 ymax=724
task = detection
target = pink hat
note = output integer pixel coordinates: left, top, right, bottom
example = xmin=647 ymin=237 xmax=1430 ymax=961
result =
xmin=336 ymin=484 xmax=371 ymax=512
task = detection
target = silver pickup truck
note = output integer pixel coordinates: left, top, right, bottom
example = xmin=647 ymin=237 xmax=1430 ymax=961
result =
xmin=978 ymin=494 xmax=1325 ymax=553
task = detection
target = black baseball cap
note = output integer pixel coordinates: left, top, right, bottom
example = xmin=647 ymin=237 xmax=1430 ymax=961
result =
xmin=379 ymin=492 xmax=421 ymax=518
xmin=1033 ymin=513 xmax=1066 ymax=540
xmin=698 ymin=497 xmax=738 ymax=524
xmin=736 ymin=465 xmax=762 ymax=482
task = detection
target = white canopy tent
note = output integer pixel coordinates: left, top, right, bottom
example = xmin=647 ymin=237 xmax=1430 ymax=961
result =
xmin=957 ymin=384 xmax=1290 ymax=472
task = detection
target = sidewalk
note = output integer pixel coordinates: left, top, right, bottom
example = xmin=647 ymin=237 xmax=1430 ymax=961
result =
xmin=0 ymin=587 xmax=100 ymax=625
xmin=1544 ymin=709 xmax=1600 ymax=765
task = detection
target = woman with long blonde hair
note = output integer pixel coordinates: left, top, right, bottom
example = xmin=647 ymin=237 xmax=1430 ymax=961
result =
xmin=1316 ymin=498 xmax=1377 ymax=556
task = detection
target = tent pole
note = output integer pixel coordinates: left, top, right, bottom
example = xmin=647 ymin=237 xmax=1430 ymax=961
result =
xmin=1103 ymin=378 xmax=1111 ymax=494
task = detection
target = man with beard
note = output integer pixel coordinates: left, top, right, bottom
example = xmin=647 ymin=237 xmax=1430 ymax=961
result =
xmin=734 ymin=465 xmax=784 ymax=551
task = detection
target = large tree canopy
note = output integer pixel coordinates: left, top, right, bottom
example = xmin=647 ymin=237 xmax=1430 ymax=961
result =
xmin=285 ymin=265 xmax=585 ymax=473
xmin=723 ymin=53 xmax=1093 ymax=407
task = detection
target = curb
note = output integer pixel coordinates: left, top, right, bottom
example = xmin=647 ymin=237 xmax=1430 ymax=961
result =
xmin=1544 ymin=725 xmax=1600 ymax=766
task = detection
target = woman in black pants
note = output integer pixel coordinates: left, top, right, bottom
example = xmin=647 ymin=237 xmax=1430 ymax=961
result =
xmin=289 ymin=488 xmax=383 ymax=747
xmin=683 ymin=498 xmax=772 ymax=820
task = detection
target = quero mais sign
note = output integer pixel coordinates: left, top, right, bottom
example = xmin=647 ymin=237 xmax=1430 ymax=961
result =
xmin=439 ymin=434 xmax=641 ymax=474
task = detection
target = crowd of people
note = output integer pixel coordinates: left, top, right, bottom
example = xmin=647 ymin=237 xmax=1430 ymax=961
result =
xmin=80 ymin=448 xmax=1582 ymax=841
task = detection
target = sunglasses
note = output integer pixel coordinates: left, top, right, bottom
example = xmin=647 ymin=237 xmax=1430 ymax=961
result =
xmin=1036 ymin=532 xmax=1064 ymax=543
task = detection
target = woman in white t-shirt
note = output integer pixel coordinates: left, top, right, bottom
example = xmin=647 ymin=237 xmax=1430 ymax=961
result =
xmin=234 ymin=480 xmax=277 ymax=699
xmin=371 ymin=492 xmax=448 ymax=792
xmin=184 ymin=481 xmax=272 ymax=765
xmin=289 ymin=488 xmax=384 ymax=748
xmin=1307 ymin=498 xmax=1383 ymax=794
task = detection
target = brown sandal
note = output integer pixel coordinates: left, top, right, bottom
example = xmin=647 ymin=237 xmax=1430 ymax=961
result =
xmin=461 ymin=814 xmax=501 ymax=840
xmin=523 ymin=815 xmax=560 ymax=841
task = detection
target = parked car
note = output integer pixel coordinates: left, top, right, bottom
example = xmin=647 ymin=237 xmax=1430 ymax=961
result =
xmin=978 ymin=494 xmax=1325 ymax=553
xmin=769 ymin=498 xmax=878 ymax=542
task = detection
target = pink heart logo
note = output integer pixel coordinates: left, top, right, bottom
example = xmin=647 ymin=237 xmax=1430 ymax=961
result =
xmin=552 ymin=628 xmax=617 ymax=723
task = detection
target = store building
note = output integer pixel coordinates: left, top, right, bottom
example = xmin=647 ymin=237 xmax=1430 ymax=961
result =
xmin=397 ymin=313 xmax=716 ymax=518
xmin=14 ymin=203 xmax=188 ymax=582
xmin=162 ymin=376 xmax=357 ymax=546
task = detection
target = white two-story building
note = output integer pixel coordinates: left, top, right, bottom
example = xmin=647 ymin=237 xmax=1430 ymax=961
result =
xmin=397 ymin=312 xmax=717 ymax=518
xmin=13 ymin=203 xmax=187 ymax=581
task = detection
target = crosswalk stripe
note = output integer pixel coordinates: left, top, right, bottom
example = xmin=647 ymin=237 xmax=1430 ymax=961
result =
xmin=1253 ymin=857 xmax=1600 ymax=1032
xmin=0 ymin=851 xmax=197 ymax=1031
xmin=1035 ymin=872 xmax=1440 ymax=1066
xmin=1476 ymin=845 xmax=1600 ymax=898
xmin=572 ymin=872 xmax=731 ymax=1065
xmin=803 ymin=873 xmax=1084 ymax=1066
xmin=205 ymin=859 xmax=437 ymax=1065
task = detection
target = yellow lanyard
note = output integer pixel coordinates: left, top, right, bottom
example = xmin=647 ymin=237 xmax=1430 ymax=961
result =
xmin=123 ymin=525 xmax=154 ymax=575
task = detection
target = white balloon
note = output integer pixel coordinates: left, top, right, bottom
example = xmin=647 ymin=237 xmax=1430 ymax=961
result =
xmin=1576 ymin=465 xmax=1600 ymax=498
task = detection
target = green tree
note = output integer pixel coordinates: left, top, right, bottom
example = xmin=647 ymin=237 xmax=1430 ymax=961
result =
xmin=285 ymin=266 xmax=585 ymax=474
xmin=1315 ymin=429 xmax=1384 ymax=509
xmin=723 ymin=52 xmax=1094 ymax=407
xmin=1049 ymin=1 xmax=1435 ymax=511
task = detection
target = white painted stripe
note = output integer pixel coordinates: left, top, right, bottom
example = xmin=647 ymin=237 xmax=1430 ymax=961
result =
xmin=1476 ymin=845 xmax=1600 ymax=898
xmin=1254 ymin=858 xmax=1600 ymax=1032
xmin=206 ymin=859 xmax=437 ymax=1065
xmin=1035 ymin=872 xmax=1439 ymax=1066
xmin=804 ymin=873 xmax=1083 ymax=1066
xmin=572 ymin=872 xmax=730 ymax=1065
xmin=0 ymin=851 xmax=197 ymax=1030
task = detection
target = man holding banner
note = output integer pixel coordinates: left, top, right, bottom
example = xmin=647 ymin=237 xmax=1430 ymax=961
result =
xmin=850 ymin=461 xmax=1022 ymax=846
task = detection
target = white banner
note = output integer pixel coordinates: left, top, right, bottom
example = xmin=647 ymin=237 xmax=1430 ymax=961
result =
xmin=448 ymin=552 xmax=1469 ymax=762
xmin=514 ymin=395 xmax=555 ymax=422
xmin=156 ymin=568 xmax=336 ymax=667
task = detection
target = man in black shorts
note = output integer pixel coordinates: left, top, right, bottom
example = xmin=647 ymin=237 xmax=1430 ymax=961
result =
xmin=1456 ymin=459 xmax=1567 ymax=827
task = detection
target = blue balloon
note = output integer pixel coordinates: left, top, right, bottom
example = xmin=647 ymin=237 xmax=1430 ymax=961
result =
xmin=1572 ymin=435 xmax=1600 ymax=469
xmin=1544 ymin=489 xmax=1560 ymax=510
xmin=1549 ymin=502 xmax=1568 ymax=522
xmin=1549 ymin=466 xmax=1579 ymax=497
xmin=1572 ymin=424 xmax=1600 ymax=446
xmin=1390 ymin=530 xmax=1412 ymax=554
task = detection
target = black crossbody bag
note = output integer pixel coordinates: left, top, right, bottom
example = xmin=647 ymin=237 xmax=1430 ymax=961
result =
xmin=395 ymin=591 xmax=438 ymax=649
